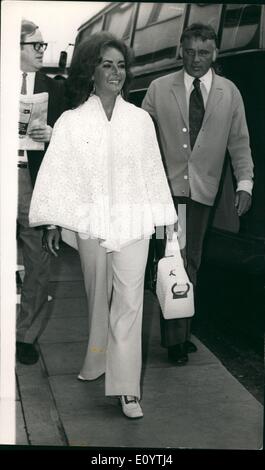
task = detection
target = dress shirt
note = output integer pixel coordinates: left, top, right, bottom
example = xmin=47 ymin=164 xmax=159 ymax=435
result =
xmin=184 ymin=68 xmax=212 ymax=110
xmin=184 ymin=69 xmax=252 ymax=195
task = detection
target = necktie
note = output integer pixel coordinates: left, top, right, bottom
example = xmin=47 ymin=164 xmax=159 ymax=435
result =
xmin=189 ymin=78 xmax=205 ymax=150
xmin=21 ymin=72 xmax=27 ymax=94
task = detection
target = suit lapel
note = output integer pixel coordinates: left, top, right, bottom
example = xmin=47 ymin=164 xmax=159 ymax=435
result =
xmin=34 ymin=71 xmax=47 ymax=93
xmin=170 ymin=69 xmax=224 ymax=129
xmin=202 ymin=71 xmax=224 ymax=127
xmin=171 ymin=70 xmax=189 ymax=127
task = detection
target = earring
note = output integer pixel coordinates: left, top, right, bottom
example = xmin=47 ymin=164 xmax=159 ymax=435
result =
xmin=90 ymin=81 xmax=96 ymax=95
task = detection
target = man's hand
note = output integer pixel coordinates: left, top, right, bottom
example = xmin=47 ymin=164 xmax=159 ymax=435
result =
xmin=42 ymin=228 xmax=61 ymax=257
xmin=235 ymin=190 xmax=252 ymax=216
xmin=28 ymin=124 xmax=52 ymax=142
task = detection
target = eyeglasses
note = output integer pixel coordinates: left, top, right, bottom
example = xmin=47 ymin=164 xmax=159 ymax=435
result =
xmin=20 ymin=42 xmax=48 ymax=52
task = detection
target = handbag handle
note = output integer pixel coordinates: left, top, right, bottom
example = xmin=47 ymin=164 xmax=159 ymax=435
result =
xmin=165 ymin=231 xmax=183 ymax=265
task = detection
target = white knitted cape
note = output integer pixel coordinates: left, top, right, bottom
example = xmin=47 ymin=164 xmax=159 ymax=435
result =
xmin=29 ymin=95 xmax=177 ymax=251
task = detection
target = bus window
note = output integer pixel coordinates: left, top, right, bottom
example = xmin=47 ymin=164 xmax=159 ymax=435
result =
xmin=133 ymin=3 xmax=185 ymax=64
xmin=187 ymin=4 xmax=222 ymax=33
xmin=78 ymin=17 xmax=103 ymax=44
xmin=220 ymin=4 xmax=261 ymax=51
xmin=104 ymin=2 xmax=135 ymax=44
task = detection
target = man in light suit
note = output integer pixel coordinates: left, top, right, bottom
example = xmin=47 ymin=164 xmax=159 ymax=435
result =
xmin=142 ymin=23 xmax=253 ymax=365
xmin=17 ymin=19 xmax=65 ymax=364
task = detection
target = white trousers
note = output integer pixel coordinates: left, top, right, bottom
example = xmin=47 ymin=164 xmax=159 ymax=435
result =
xmin=77 ymin=236 xmax=150 ymax=399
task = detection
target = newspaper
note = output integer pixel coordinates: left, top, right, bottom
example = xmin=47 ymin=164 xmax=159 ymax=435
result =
xmin=19 ymin=92 xmax=48 ymax=150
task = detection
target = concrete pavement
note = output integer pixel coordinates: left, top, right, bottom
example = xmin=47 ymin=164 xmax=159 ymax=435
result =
xmin=15 ymin=243 xmax=263 ymax=449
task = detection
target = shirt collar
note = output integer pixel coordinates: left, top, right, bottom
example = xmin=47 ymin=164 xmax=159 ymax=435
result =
xmin=20 ymin=71 xmax=36 ymax=77
xmin=184 ymin=68 xmax=213 ymax=94
xmin=20 ymin=71 xmax=36 ymax=83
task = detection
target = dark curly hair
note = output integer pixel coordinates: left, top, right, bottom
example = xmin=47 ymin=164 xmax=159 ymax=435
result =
xmin=65 ymin=32 xmax=134 ymax=109
xmin=180 ymin=22 xmax=219 ymax=48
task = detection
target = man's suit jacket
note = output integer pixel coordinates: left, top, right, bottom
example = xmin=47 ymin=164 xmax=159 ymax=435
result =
xmin=27 ymin=71 xmax=65 ymax=186
xmin=142 ymin=69 xmax=253 ymax=206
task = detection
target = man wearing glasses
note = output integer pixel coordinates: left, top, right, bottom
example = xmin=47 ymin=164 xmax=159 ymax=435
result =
xmin=16 ymin=19 xmax=65 ymax=365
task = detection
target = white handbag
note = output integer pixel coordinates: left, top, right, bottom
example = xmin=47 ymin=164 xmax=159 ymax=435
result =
xmin=156 ymin=232 xmax=194 ymax=319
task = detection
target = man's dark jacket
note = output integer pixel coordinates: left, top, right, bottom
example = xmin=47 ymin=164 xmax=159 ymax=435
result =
xmin=27 ymin=71 xmax=65 ymax=186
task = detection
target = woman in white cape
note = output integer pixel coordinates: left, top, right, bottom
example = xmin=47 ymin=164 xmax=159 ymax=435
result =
xmin=29 ymin=32 xmax=177 ymax=419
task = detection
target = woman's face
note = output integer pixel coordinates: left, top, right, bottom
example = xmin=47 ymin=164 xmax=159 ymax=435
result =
xmin=93 ymin=46 xmax=126 ymax=96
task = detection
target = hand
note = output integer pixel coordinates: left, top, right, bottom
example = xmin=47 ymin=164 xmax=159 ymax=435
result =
xmin=28 ymin=124 xmax=52 ymax=142
xmin=166 ymin=224 xmax=175 ymax=240
xmin=42 ymin=228 xmax=61 ymax=257
xmin=235 ymin=190 xmax=252 ymax=216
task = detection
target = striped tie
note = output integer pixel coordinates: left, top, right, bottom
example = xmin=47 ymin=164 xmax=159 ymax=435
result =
xmin=21 ymin=72 xmax=27 ymax=94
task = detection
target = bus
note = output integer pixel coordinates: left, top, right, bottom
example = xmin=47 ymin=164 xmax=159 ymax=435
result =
xmin=68 ymin=3 xmax=265 ymax=340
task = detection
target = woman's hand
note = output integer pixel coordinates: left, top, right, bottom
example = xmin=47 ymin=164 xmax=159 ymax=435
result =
xmin=42 ymin=227 xmax=61 ymax=257
xmin=166 ymin=224 xmax=176 ymax=241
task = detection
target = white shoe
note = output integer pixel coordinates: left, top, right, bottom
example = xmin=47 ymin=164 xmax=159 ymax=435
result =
xmin=77 ymin=372 xmax=105 ymax=381
xmin=77 ymin=374 xmax=87 ymax=381
xmin=120 ymin=395 xmax=143 ymax=419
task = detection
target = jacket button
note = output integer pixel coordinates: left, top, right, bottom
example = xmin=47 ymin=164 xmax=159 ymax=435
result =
xmin=183 ymin=144 xmax=188 ymax=148
xmin=182 ymin=127 xmax=187 ymax=132
xmin=184 ymin=175 xmax=188 ymax=180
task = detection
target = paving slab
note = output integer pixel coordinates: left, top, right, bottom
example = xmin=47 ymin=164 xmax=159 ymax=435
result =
xmin=39 ymin=341 xmax=88 ymax=376
xmin=141 ymin=365 xmax=263 ymax=449
xmin=16 ymin=358 xmax=42 ymax=378
xmin=49 ymin=374 xmax=106 ymax=413
xmin=16 ymin=360 xmax=66 ymax=446
xmin=15 ymin=246 xmax=263 ymax=449
xmin=38 ymin=315 xmax=89 ymax=344
xmin=48 ymin=375 xmax=166 ymax=448
xmin=47 ymin=363 xmax=263 ymax=449
xmin=60 ymin=412 xmax=163 ymax=448
xmin=15 ymin=401 xmax=28 ymax=445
